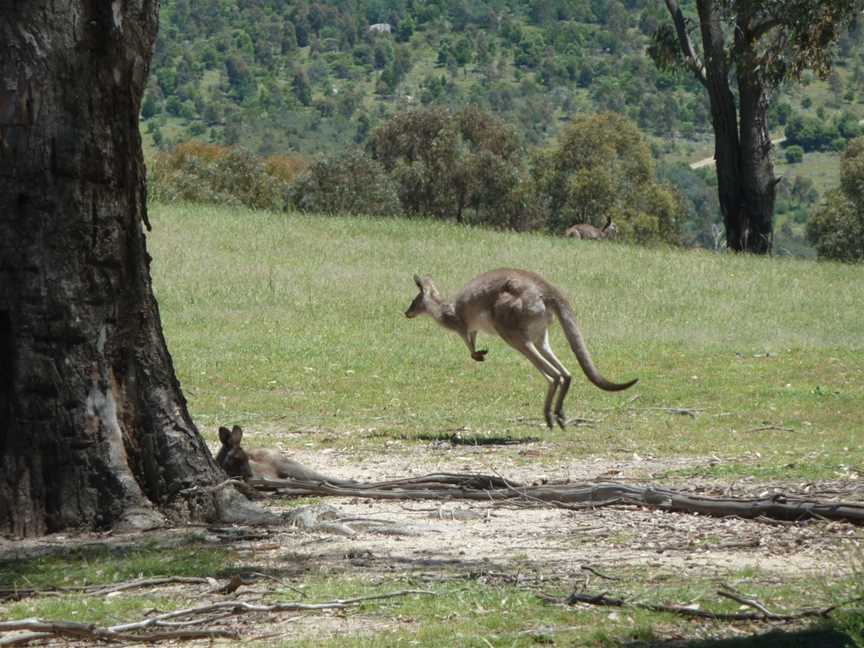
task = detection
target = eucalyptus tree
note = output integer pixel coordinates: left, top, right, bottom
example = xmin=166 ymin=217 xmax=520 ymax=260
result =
xmin=0 ymin=2 xmax=251 ymax=536
xmin=652 ymin=0 xmax=863 ymax=253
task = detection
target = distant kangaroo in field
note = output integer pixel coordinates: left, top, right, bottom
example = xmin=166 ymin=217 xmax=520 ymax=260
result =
xmin=565 ymin=216 xmax=618 ymax=240
xmin=216 ymin=426 xmax=354 ymax=484
xmin=404 ymin=269 xmax=637 ymax=429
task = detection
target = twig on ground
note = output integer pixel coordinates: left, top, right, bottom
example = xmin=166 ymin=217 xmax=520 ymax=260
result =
xmin=562 ymin=417 xmax=598 ymax=427
xmin=538 ymin=590 xmax=861 ymax=623
xmin=747 ymin=425 xmax=794 ymax=433
xmin=0 ymin=619 xmax=237 ymax=645
xmin=580 ymin=565 xmax=622 ymax=581
xmin=248 ymin=571 xmax=307 ymax=598
xmin=1 ymin=576 xmax=219 ymax=602
xmin=89 ymin=576 xmax=213 ymax=596
xmin=646 ymin=407 xmax=701 ymax=418
xmin=0 ymin=590 xmax=436 ymax=645
xmin=717 ymin=586 xmax=775 ymax=617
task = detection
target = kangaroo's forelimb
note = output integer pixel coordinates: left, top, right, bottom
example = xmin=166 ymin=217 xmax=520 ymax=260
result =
xmin=462 ymin=331 xmax=488 ymax=361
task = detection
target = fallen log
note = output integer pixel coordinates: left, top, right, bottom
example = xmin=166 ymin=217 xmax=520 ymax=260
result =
xmin=248 ymin=475 xmax=864 ymax=525
xmin=538 ymin=589 xmax=862 ymax=622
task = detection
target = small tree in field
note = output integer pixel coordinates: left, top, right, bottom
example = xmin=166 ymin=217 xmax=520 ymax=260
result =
xmin=785 ymin=146 xmax=805 ymax=164
xmin=369 ymin=106 xmax=524 ymax=225
xmin=532 ymin=113 xmax=685 ymax=244
xmin=807 ymin=137 xmax=864 ymax=262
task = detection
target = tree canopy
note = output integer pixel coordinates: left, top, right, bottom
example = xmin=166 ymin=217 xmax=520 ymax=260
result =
xmin=532 ymin=113 xmax=684 ymax=244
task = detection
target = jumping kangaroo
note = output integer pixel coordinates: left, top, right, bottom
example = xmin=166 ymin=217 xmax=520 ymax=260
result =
xmin=216 ymin=426 xmax=354 ymax=484
xmin=565 ymin=216 xmax=618 ymax=240
xmin=404 ymin=269 xmax=637 ymax=429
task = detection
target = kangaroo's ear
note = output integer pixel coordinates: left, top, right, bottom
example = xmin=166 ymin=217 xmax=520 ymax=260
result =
xmin=230 ymin=425 xmax=244 ymax=445
xmin=414 ymin=274 xmax=435 ymax=295
xmin=218 ymin=426 xmax=231 ymax=444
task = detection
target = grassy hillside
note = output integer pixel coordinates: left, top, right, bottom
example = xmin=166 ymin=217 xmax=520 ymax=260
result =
xmin=143 ymin=0 xmax=864 ymax=159
xmin=142 ymin=1 xmax=864 ymax=257
xmin=149 ymin=204 xmax=863 ymax=479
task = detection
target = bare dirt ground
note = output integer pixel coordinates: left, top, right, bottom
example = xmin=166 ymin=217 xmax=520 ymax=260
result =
xmin=283 ymin=443 xmax=862 ymax=580
xmin=2 ymin=442 xmax=862 ymax=646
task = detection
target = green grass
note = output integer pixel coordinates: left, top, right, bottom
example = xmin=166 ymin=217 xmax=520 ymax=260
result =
xmin=147 ymin=204 xmax=863 ymax=478
xmin=0 ymin=545 xmax=238 ymax=625
xmin=660 ymin=459 xmax=860 ymax=482
xmin=274 ymin=573 xmax=856 ymax=647
xmin=0 ymin=545 xmax=234 ymax=590
xmin=3 ymin=556 xmax=856 ymax=646
xmin=775 ymin=150 xmax=843 ymax=196
xmin=3 ymin=593 xmax=182 ymax=628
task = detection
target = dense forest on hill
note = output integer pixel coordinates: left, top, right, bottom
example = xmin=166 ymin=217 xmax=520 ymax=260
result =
xmin=141 ymin=0 xmax=864 ymax=255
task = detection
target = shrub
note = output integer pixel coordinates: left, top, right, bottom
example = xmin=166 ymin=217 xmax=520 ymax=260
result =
xmin=807 ymin=191 xmax=864 ymax=262
xmin=784 ymin=145 xmax=804 ymax=163
xmin=263 ymin=155 xmax=309 ymax=185
xmin=368 ymin=105 xmax=527 ymax=227
xmin=148 ymin=142 xmax=299 ymax=210
xmin=290 ymin=149 xmax=401 ymax=216
xmin=532 ymin=112 xmax=685 ymax=244
xmin=784 ymin=113 xmax=853 ymax=152
xmin=806 ymin=137 xmax=864 ymax=262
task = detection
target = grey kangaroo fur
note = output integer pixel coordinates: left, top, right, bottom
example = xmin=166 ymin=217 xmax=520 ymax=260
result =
xmin=216 ymin=425 xmax=355 ymax=484
xmin=405 ymin=268 xmax=637 ymax=429
xmin=565 ymin=216 xmax=618 ymax=240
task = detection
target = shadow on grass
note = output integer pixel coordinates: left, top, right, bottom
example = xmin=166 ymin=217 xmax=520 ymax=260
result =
xmin=621 ymin=626 xmax=850 ymax=648
xmin=0 ymin=542 xmax=233 ymax=592
xmin=410 ymin=432 xmax=541 ymax=446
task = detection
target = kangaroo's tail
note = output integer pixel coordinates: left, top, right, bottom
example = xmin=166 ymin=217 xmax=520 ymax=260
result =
xmin=550 ymin=298 xmax=638 ymax=392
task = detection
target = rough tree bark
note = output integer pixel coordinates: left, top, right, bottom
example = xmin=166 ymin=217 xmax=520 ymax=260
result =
xmin=0 ymin=2 xmax=231 ymax=536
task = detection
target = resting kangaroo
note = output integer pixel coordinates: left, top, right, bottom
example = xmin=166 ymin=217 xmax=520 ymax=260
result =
xmin=216 ymin=426 xmax=353 ymax=484
xmin=405 ymin=269 xmax=637 ymax=429
xmin=565 ymin=216 xmax=617 ymax=240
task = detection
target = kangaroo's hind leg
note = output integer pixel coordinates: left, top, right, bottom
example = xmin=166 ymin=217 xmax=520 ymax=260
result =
xmin=494 ymin=326 xmax=563 ymax=429
xmin=535 ymin=330 xmax=572 ymax=429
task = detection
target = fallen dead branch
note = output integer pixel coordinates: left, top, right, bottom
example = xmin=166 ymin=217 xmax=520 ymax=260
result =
xmin=0 ymin=576 xmax=216 ymax=602
xmin=250 ymin=474 xmax=864 ymax=525
xmin=538 ymin=589 xmax=861 ymax=623
xmin=0 ymin=621 xmax=237 ymax=646
xmin=0 ymin=574 xmax=276 ymax=603
xmin=0 ymin=589 xmax=435 ymax=645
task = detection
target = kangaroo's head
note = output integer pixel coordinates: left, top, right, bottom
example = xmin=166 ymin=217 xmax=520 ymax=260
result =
xmin=216 ymin=425 xmax=254 ymax=479
xmin=601 ymin=217 xmax=618 ymax=238
xmin=405 ymin=274 xmax=440 ymax=318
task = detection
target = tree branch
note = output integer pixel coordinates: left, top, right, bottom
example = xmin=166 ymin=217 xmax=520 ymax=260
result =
xmin=749 ymin=17 xmax=784 ymax=41
xmin=664 ymin=0 xmax=708 ymax=86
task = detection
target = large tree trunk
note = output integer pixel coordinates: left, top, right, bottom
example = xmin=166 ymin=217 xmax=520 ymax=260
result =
xmin=0 ymin=2 xmax=226 ymax=536
xmin=696 ymin=1 xmax=746 ymax=252
xmin=734 ymin=17 xmax=776 ymax=255
xmin=674 ymin=1 xmax=777 ymax=254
